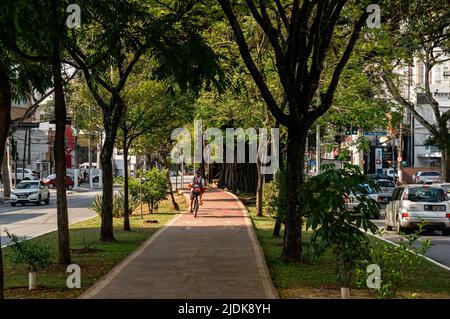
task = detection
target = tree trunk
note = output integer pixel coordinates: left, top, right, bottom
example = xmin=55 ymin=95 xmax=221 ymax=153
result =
xmin=443 ymin=146 xmax=450 ymax=183
xmin=256 ymin=154 xmax=263 ymax=217
xmin=100 ymin=121 xmax=116 ymax=241
xmin=273 ymin=216 xmax=282 ymax=237
xmin=51 ymin=0 xmax=71 ymax=265
xmin=163 ymin=157 xmax=179 ymax=211
xmin=0 ymin=238 xmax=3 ymax=299
xmin=281 ymin=129 xmax=306 ymax=262
xmin=123 ymin=134 xmax=130 ymax=231
xmin=2 ymin=149 xmax=11 ymax=198
xmin=0 ymin=63 xmax=11 ymax=299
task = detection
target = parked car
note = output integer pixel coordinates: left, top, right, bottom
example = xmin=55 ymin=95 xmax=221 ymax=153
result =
xmin=43 ymin=174 xmax=74 ymax=190
xmin=439 ymin=183 xmax=450 ymax=202
xmin=10 ymin=180 xmax=50 ymax=206
xmin=66 ymin=171 xmax=82 ymax=184
xmin=79 ymin=162 xmax=97 ymax=170
xmin=384 ymin=185 xmax=450 ymax=235
xmin=383 ymin=168 xmax=399 ymax=180
xmin=375 ymin=179 xmax=396 ymax=207
xmin=368 ymin=173 xmax=394 ymax=182
xmin=344 ymin=184 xmax=381 ymax=213
xmin=413 ymin=171 xmax=442 ymax=183
xmin=10 ymin=168 xmax=39 ymax=182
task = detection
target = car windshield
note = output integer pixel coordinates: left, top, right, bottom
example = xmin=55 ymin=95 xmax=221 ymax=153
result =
xmin=47 ymin=174 xmax=56 ymax=179
xmin=377 ymin=181 xmax=395 ymax=188
xmin=407 ymin=187 xmax=445 ymax=202
xmin=16 ymin=182 xmax=39 ymax=189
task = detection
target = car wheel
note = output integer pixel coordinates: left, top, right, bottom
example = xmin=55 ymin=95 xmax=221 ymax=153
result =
xmin=11 ymin=203 xmax=16 ymax=207
xmin=48 ymin=183 xmax=54 ymax=189
xmin=442 ymin=229 xmax=450 ymax=236
xmin=384 ymin=218 xmax=393 ymax=231
xmin=67 ymin=185 xmax=73 ymax=190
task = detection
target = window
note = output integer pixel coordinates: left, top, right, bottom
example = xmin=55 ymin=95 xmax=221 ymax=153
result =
xmin=377 ymin=181 xmax=396 ymax=188
xmin=407 ymin=187 xmax=445 ymax=202
xmin=421 ymin=172 xmax=440 ymax=176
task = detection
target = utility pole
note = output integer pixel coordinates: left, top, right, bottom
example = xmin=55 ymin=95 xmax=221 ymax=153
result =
xmin=27 ymin=128 xmax=31 ymax=165
xmin=315 ymin=124 xmax=321 ymax=174
xmin=22 ymin=128 xmax=27 ymax=180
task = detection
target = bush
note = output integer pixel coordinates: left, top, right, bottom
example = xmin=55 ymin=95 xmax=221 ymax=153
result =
xmin=91 ymin=194 xmax=103 ymax=216
xmin=355 ymin=223 xmax=432 ymax=299
xmin=141 ymin=168 xmax=167 ymax=213
xmin=6 ymin=232 xmax=51 ymax=272
xmin=114 ymin=176 xmax=124 ymax=184
xmin=91 ymin=191 xmax=139 ymax=218
xmin=262 ymin=169 xmax=286 ymax=221
xmin=300 ymin=163 xmax=380 ymax=287
xmin=262 ymin=181 xmax=278 ymax=217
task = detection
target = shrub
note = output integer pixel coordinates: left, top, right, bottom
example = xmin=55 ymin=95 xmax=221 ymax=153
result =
xmin=113 ymin=176 xmax=124 ymax=184
xmin=6 ymin=232 xmax=51 ymax=272
xmin=262 ymin=169 xmax=286 ymax=221
xmin=262 ymin=181 xmax=278 ymax=216
xmin=355 ymin=223 xmax=432 ymax=299
xmin=91 ymin=194 xmax=103 ymax=216
xmin=300 ymin=163 xmax=380 ymax=287
xmin=141 ymin=168 xmax=167 ymax=213
xmin=91 ymin=191 xmax=139 ymax=218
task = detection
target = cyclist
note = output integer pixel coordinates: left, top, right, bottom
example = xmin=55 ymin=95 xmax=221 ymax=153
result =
xmin=189 ymin=170 xmax=206 ymax=212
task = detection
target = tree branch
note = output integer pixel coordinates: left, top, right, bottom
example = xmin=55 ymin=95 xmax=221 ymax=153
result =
xmin=380 ymin=71 xmax=438 ymax=136
xmin=218 ymin=0 xmax=290 ymax=127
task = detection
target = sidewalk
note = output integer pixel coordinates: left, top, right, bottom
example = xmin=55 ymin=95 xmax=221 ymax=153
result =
xmin=82 ymin=188 xmax=278 ymax=299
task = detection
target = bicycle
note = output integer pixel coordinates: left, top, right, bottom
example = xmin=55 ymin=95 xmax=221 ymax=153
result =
xmin=192 ymin=192 xmax=200 ymax=218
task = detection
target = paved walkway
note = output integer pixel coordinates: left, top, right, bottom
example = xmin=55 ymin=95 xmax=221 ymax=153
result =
xmin=82 ymin=188 xmax=278 ymax=299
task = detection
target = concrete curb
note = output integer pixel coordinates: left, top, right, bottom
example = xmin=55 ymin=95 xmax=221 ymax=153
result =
xmin=369 ymin=232 xmax=450 ymax=272
xmin=224 ymin=190 xmax=280 ymax=299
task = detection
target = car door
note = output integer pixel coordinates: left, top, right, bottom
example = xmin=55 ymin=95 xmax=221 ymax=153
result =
xmin=388 ymin=188 xmax=401 ymax=226
xmin=392 ymin=187 xmax=404 ymax=222
xmin=385 ymin=188 xmax=397 ymax=226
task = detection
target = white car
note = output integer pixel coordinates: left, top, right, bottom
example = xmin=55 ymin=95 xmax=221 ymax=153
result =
xmin=439 ymin=183 xmax=450 ymax=203
xmin=375 ymin=179 xmax=396 ymax=207
xmin=413 ymin=171 xmax=442 ymax=183
xmin=10 ymin=180 xmax=50 ymax=207
xmin=384 ymin=185 xmax=450 ymax=235
xmin=344 ymin=184 xmax=381 ymax=213
xmin=10 ymin=168 xmax=39 ymax=182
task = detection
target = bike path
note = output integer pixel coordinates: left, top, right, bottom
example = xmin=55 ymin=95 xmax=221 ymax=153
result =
xmin=82 ymin=187 xmax=278 ymax=299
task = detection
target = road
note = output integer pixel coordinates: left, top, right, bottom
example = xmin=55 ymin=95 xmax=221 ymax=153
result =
xmin=0 ymin=189 xmax=100 ymax=247
xmin=372 ymin=212 xmax=450 ymax=269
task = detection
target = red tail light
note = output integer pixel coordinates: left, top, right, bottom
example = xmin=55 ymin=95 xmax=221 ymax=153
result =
xmin=401 ymin=212 xmax=409 ymax=218
xmin=446 ymin=213 xmax=450 ymax=218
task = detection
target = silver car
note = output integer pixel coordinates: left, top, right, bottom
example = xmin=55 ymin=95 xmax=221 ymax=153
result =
xmin=439 ymin=183 xmax=450 ymax=203
xmin=384 ymin=185 xmax=450 ymax=235
xmin=375 ymin=179 xmax=396 ymax=207
xmin=413 ymin=171 xmax=442 ymax=183
xmin=10 ymin=180 xmax=50 ymax=207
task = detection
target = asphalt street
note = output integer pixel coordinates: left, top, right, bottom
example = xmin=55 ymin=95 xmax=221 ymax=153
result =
xmin=372 ymin=213 xmax=450 ymax=269
xmin=0 ymin=188 xmax=100 ymax=247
